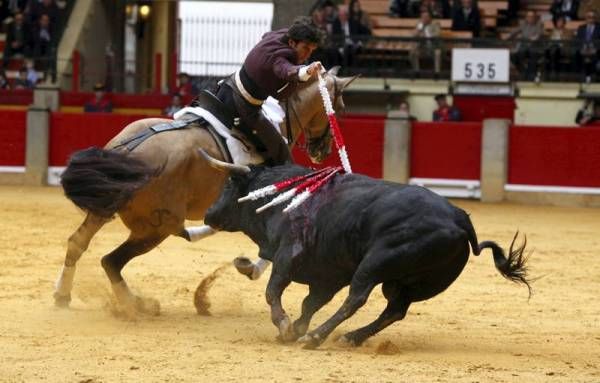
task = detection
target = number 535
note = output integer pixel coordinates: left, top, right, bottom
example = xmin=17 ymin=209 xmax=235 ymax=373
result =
xmin=464 ymin=62 xmax=496 ymax=79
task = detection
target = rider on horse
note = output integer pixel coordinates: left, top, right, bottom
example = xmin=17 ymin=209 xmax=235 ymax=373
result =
xmin=215 ymin=16 xmax=325 ymax=165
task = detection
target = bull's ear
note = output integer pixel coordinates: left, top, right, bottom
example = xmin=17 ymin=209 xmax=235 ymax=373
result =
xmin=327 ymin=66 xmax=341 ymax=76
xmin=338 ymin=74 xmax=359 ymax=90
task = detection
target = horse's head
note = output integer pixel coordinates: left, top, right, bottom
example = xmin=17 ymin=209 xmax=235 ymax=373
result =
xmin=286 ymin=67 xmax=357 ymax=163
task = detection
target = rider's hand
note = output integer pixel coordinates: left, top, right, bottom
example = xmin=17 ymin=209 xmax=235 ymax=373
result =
xmin=307 ymin=62 xmax=323 ymax=77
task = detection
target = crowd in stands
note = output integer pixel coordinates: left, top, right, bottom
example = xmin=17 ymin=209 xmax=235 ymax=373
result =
xmin=310 ymin=0 xmax=372 ymax=67
xmin=0 ymin=0 xmax=66 ymax=89
xmin=306 ymin=0 xmax=599 ymax=82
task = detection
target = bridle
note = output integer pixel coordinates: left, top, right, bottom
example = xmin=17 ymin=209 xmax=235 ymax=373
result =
xmin=284 ymin=74 xmax=340 ymax=150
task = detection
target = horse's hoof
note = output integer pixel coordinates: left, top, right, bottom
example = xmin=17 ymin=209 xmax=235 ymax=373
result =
xmin=233 ymin=257 xmax=256 ymax=280
xmin=278 ymin=316 xmax=297 ymax=342
xmin=336 ymin=334 xmax=357 ymax=348
xmin=53 ymin=292 xmax=71 ymax=308
xmin=297 ymin=333 xmax=321 ymax=349
xmin=134 ymin=296 xmax=161 ymax=316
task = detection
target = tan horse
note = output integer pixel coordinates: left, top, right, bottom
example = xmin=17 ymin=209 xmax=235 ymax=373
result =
xmin=54 ymin=68 xmax=355 ymax=317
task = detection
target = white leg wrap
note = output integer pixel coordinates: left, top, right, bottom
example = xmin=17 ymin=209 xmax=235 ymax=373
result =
xmin=251 ymin=259 xmax=272 ymax=280
xmin=54 ymin=265 xmax=76 ymax=296
xmin=111 ymin=280 xmax=136 ymax=306
xmin=185 ymin=225 xmax=218 ymax=242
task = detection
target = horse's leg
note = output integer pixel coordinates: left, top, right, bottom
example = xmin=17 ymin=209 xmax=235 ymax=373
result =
xmin=100 ymin=234 xmax=167 ymax=317
xmin=54 ymin=213 xmax=109 ymax=307
xmin=233 ymin=257 xmax=271 ymax=280
xmin=178 ymin=225 xmax=271 ymax=279
xmin=178 ymin=225 xmax=217 ymax=242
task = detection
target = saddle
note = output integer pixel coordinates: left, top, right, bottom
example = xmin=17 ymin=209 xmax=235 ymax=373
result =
xmin=114 ymin=90 xmax=265 ymax=165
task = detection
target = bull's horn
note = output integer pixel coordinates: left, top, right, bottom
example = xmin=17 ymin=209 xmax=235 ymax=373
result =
xmin=197 ymin=148 xmax=251 ymax=174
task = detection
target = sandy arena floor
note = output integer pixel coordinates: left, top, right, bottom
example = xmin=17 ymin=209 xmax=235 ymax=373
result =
xmin=0 ymin=185 xmax=599 ymax=382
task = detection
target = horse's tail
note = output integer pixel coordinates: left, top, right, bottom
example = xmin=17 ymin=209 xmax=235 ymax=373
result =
xmin=456 ymin=209 xmax=532 ymax=297
xmin=60 ymin=147 xmax=156 ymax=218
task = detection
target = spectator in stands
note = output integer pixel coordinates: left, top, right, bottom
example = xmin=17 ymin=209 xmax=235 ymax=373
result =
xmin=508 ymin=10 xmax=544 ymax=81
xmin=390 ymin=0 xmax=423 ymax=17
xmin=409 ymin=10 xmax=442 ymax=77
xmin=451 ymin=0 xmax=481 ymax=37
xmin=389 ymin=100 xmax=418 ymax=120
xmin=26 ymin=0 xmax=59 ymax=28
xmin=24 ymin=58 xmax=38 ymax=85
xmin=28 ymin=13 xmax=55 ymax=72
xmin=0 ymin=69 xmax=10 ymax=90
xmin=174 ymin=72 xmax=194 ymax=97
xmin=545 ymin=16 xmax=573 ymax=79
xmin=84 ymin=82 xmax=113 ymax=113
xmin=575 ymin=99 xmax=600 ymax=125
xmin=419 ymin=0 xmax=451 ymax=19
xmin=349 ymin=0 xmax=371 ymax=34
xmin=2 ymin=12 xmax=27 ymax=68
xmin=577 ymin=0 xmax=600 ymax=20
xmin=550 ymin=0 xmax=579 ymax=23
xmin=310 ymin=6 xmax=336 ymax=67
xmin=575 ymin=10 xmax=600 ymax=82
xmin=1 ymin=0 xmax=27 ymax=22
xmin=433 ymin=94 xmax=461 ymax=121
xmin=321 ymin=0 xmax=338 ymax=27
xmin=389 ymin=0 xmax=409 ymax=17
xmin=332 ymin=5 xmax=371 ymax=66
xmin=13 ymin=66 xmax=32 ymax=89
xmin=163 ymin=93 xmax=183 ymax=117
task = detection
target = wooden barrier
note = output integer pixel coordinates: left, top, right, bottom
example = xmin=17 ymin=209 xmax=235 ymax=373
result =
xmin=0 ymin=110 xmax=27 ymax=167
xmin=508 ymin=125 xmax=600 ymax=188
xmin=48 ymin=112 xmax=157 ymax=166
xmin=410 ymin=121 xmax=482 ymax=180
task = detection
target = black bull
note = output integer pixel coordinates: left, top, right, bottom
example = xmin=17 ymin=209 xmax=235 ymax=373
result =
xmin=204 ymin=162 xmax=531 ymax=349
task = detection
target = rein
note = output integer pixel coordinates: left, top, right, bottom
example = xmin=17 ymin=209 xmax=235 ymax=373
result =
xmin=285 ymin=74 xmax=339 ymax=150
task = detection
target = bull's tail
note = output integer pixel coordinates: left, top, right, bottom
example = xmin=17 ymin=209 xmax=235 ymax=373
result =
xmin=60 ymin=147 xmax=156 ymax=218
xmin=457 ymin=210 xmax=532 ymax=297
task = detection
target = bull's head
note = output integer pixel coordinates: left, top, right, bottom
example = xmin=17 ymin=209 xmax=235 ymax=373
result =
xmin=199 ymin=149 xmax=252 ymax=232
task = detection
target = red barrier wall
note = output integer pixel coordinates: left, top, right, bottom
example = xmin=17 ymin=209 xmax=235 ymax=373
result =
xmin=453 ymin=95 xmax=515 ymax=122
xmin=0 ymin=89 xmax=33 ymax=106
xmin=60 ymin=92 xmax=176 ymax=108
xmin=410 ymin=122 xmax=482 ymax=180
xmin=508 ymin=125 xmax=600 ymax=187
xmin=292 ymin=115 xmax=385 ymax=178
xmin=0 ymin=110 xmax=27 ymax=166
xmin=49 ymin=113 xmax=157 ymax=166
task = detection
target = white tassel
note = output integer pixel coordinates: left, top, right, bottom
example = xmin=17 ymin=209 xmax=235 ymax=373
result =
xmin=256 ymin=188 xmax=298 ymax=213
xmin=318 ymin=74 xmax=335 ymax=115
xmin=283 ymin=190 xmax=312 ymax=213
xmin=338 ymin=147 xmax=352 ymax=174
xmin=238 ymin=185 xmax=278 ymax=202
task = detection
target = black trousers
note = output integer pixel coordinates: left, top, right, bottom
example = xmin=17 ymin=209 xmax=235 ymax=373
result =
xmin=216 ymin=80 xmax=291 ymax=165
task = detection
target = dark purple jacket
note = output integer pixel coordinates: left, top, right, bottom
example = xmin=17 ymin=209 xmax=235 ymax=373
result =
xmin=241 ymin=29 xmax=303 ymax=100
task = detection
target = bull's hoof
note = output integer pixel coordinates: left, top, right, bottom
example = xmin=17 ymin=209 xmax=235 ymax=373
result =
xmin=233 ymin=257 xmax=256 ymax=280
xmin=297 ymin=333 xmax=322 ymax=349
xmin=278 ymin=316 xmax=297 ymax=342
xmin=53 ymin=292 xmax=71 ymax=308
xmin=293 ymin=321 xmax=309 ymax=338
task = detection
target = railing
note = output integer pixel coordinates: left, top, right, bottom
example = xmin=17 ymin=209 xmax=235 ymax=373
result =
xmin=326 ymin=35 xmax=599 ymax=83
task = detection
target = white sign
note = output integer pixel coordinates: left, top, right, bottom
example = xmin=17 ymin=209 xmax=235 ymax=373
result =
xmin=452 ymin=48 xmax=510 ymax=83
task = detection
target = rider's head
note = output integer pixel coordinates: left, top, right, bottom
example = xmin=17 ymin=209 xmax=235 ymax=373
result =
xmin=285 ymin=16 xmax=323 ymax=64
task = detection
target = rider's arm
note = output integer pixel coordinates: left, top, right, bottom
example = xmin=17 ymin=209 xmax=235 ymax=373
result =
xmin=273 ymin=57 xmax=322 ymax=83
